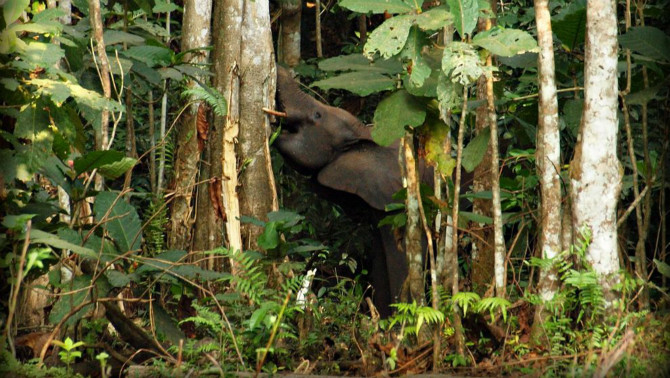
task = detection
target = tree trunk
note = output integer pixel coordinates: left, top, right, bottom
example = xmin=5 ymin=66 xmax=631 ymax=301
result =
xmin=279 ymin=0 xmax=301 ymax=67
xmin=238 ymin=0 xmax=279 ymax=250
xmin=402 ymin=135 xmax=424 ymax=306
xmin=569 ymin=0 xmax=621 ymax=303
xmin=168 ymin=0 xmax=212 ymax=251
xmin=470 ymin=1 xmax=497 ymax=295
xmin=530 ymin=0 xmax=562 ymax=344
xmin=211 ymin=0 xmax=278 ymax=255
xmin=211 ymin=0 xmax=243 ymax=257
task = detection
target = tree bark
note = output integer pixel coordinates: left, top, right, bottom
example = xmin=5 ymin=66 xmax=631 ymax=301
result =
xmin=569 ymin=0 xmax=621 ymax=302
xmin=238 ymin=0 xmax=279 ymax=250
xmin=168 ymin=0 xmax=212 ymax=251
xmin=530 ymin=0 xmax=562 ymax=344
xmin=471 ymin=1 xmax=497 ymax=295
xmin=402 ymin=135 xmax=424 ymax=306
xmin=279 ymin=0 xmax=302 ymax=67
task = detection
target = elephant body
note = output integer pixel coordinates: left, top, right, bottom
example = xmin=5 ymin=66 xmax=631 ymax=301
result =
xmin=274 ymin=66 xmax=433 ymax=317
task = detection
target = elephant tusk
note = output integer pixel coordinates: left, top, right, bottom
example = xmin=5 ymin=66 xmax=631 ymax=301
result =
xmin=262 ymin=107 xmax=288 ymax=117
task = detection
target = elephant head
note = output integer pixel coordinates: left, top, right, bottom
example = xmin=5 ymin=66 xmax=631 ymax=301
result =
xmin=275 ymin=66 xmax=405 ymax=211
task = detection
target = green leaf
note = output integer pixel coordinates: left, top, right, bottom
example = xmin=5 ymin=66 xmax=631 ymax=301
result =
xmin=22 ymin=41 xmax=65 ymax=68
xmin=311 ymin=71 xmax=396 ymax=96
xmin=425 ymin=117 xmax=456 ymax=178
xmin=551 ymin=0 xmax=586 ymax=50
xmin=442 ymin=42 xmax=489 ymax=86
xmin=459 ymin=211 xmax=492 ymax=225
xmin=400 ymin=27 xmax=430 ymax=88
xmin=103 ymin=30 xmax=145 ymax=46
xmin=654 ymin=259 xmax=670 ymax=278
xmin=619 ymin=26 xmax=670 ymax=62
xmin=461 ymin=127 xmax=489 ymax=172
xmin=123 ymin=45 xmax=173 ymax=67
xmin=372 ymin=90 xmax=426 ymax=146
xmin=94 ymin=191 xmax=143 ymax=253
xmin=74 ymin=150 xmax=124 ymax=176
xmin=318 ymin=54 xmax=403 ymax=74
xmin=414 ymin=6 xmax=453 ymax=31
xmin=29 ymin=78 xmax=124 ymax=111
xmin=258 ymin=222 xmax=279 ymax=250
xmin=98 ymin=157 xmax=137 ymax=179
xmin=106 ymin=270 xmax=131 ymax=287
xmin=4 ymin=0 xmax=30 ymax=25
xmin=339 ymin=0 xmax=414 ymax=14
xmin=364 ymin=15 xmax=414 ymax=59
xmin=626 ymin=78 xmax=670 ymax=105
xmin=2 ymin=214 xmax=36 ymax=231
xmin=27 ymin=229 xmax=98 ymax=259
xmin=447 ymin=0 xmax=479 ymax=38
xmin=14 ymin=102 xmax=53 ymax=174
xmin=49 ymin=275 xmax=93 ymax=326
xmin=153 ymin=0 xmax=182 ymax=13
xmin=498 ymin=52 xmax=537 ymax=69
xmin=472 ymin=27 xmax=538 ymax=57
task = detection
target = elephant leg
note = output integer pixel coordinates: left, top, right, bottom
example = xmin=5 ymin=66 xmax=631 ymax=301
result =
xmin=379 ymin=225 xmax=409 ymax=306
xmin=369 ymin=230 xmax=393 ymax=318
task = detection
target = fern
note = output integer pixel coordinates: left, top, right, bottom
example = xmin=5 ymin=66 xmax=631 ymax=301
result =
xmin=476 ymin=297 xmax=511 ymax=323
xmin=144 ymin=196 xmax=168 ymax=255
xmin=182 ymin=85 xmax=227 ymax=117
xmin=451 ymin=292 xmax=481 ymax=317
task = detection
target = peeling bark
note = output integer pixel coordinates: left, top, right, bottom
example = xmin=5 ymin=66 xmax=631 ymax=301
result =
xmin=169 ymin=0 xmax=212 ymax=251
xmin=279 ymin=0 xmax=302 ymax=67
xmin=402 ymin=135 xmax=424 ymax=306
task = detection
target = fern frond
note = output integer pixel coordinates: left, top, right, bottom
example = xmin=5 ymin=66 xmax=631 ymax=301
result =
xmin=182 ymin=85 xmax=227 ymax=117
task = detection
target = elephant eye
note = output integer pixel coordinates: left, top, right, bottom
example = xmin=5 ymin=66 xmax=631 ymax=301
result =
xmin=313 ymin=111 xmax=321 ymax=120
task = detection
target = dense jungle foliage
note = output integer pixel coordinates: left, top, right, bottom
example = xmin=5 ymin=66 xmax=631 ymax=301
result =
xmin=0 ymin=0 xmax=669 ymax=376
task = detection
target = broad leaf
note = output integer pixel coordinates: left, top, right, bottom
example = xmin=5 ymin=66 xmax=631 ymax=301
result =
xmin=312 ymin=71 xmax=396 ymax=96
xmin=102 ymin=30 xmax=145 ymax=45
xmin=425 ymin=117 xmax=456 ymax=178
xmin=74 ymin=150 xmax=125 ymax=176
xmin=98 ymin=157 xmax=137 ymax=179
xmin=551 ymin=0 xmax=586 ymax=50
xmin=14 ymin=102 xmax=53 ymax=174
xmin=364 ymin=15 xmax=413 ymax=59
xmin=94 ymin=191 xmax=143 ymax=253
xmin=318 ymin=54 xmax=402 ymax=74
xmin=447 ymin=0 xmax=479 ymax=38
xmin=258 ymin=221 xmax=279 ymax=250
xmin=372 ymin=90 xmax=426 ymax=146
xmin=401 ymin=27 xmax=431 ymax=88
xmin=472 ymin=27 xmax=538 ymax=57
xmin=49 ymin=275 xmax=94 ymax=326
xmin=28 ymin=229 xmax=98 ymax=260
xmin=339 ymin=0 xmax=414 ymax=14
xmin=415 ymin=6 xmax=453 ymax=31
xmin=123 ymin=45 xmax=173 ymax=67
xmin=461 ymin=127 xmax=490 ymax=172
xmin=22 ymin=41 xmax=65 ymax=68
xmin=4 ymin=0 xmax=30 ymax=25
xmin=442 ymin=42 xmax=489 ymax=86
xmin=619 ymin=26 xmax=670 ymax=62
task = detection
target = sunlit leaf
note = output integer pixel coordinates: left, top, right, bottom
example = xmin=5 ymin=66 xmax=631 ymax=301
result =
xmin=372 ymin=90 xmax=426 ymax=146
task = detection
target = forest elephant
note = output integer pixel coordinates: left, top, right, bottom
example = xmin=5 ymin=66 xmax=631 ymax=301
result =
xmin=273 ymin=66 xmax=435 ymax=317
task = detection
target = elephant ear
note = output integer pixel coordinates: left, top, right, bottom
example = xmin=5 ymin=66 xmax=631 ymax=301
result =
xmin=317 ymin=145 xmax=402 ymax=211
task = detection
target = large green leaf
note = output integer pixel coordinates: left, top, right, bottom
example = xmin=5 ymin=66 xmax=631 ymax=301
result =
xmin=442 ymin=42 xmax=488 ymax=86
xmin=123 ymin=45 xmax=173 ymax=67
xmin=364 ymin=15 xmax=414 ymax=59
xmin=98 ymin=157 xmax=138 ymax=179
xmin=28 ymin=229 xmax=98 ymax=260
xmin=415 ymin=6 xmax=453 ymax=31
xmin=372 ymin=90 xmax=426 ymax=146
xmin=74 ymin=150 xmax=124 ymax=176
xmin=425 ymin=117 xmax=456 ymax=178
xmin=461 ymin=127 xmax=490 ymax=172
xmin=311 ymin=71 xmax=396 ymax=96
xmin=339 ymin=0 xmax=414 ymax=14
xmin=14 ymin=102 xmax=53 ymax=174
xmin=401 ymin=27 xmax=431 ymax=88
xmin=49 ymin=275 xmax=94 ymax=326
xmin=619 ymin=26 xmax=670 ymax=62
xmin=472 ymin=27 xmax=538 ymax=57
xmin=551 ymin=0 xmax=586 ymax=50
xmin=4 ymin=0 xmax=30 ymax=25
xmin=29 ymin=78 xmax=124 ymax=111
xmin=22 ymin=41 xmax=65 ymax=68
xmin=447 ymin=0 xmax=479 ymax=38
xmin=94 ymin=191 xmax=143 ymax=253
xmin=318 ymin=54 xmax=402 ymax=74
